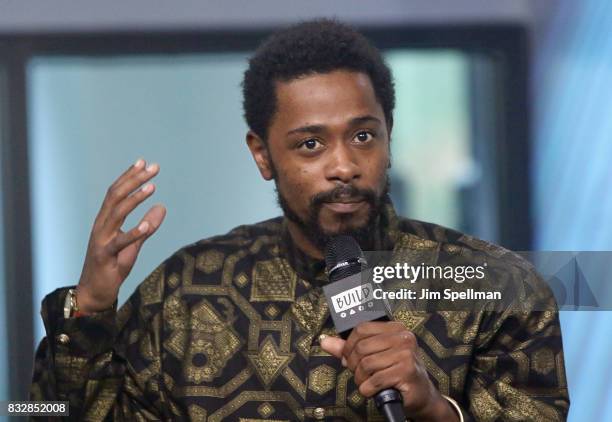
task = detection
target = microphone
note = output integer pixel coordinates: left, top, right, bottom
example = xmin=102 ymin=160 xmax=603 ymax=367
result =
xmin=322 ymin=235 xmax=407 ymax=422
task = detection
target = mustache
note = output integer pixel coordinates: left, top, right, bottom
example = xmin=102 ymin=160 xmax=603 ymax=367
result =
xmin=310 ymin=184 xmax=377 ymax=207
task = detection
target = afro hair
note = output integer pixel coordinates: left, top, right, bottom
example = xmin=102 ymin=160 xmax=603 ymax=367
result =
xmin=242 ymin=18 xmax=395 ymax=141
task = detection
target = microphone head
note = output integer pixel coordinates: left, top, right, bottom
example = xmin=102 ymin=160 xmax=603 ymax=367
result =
xmin=325 ymin=235 xmax=365 ymax=281
xmin=322 ymin=235 xmax=388 ymax=339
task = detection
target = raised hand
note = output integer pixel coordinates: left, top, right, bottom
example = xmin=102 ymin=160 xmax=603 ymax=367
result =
xmin=75 ymin=159 xmax=166 ymax=314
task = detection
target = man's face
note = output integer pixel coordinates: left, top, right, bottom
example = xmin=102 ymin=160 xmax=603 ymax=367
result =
xmin=253 ymin=70 xmax=391 ymax=250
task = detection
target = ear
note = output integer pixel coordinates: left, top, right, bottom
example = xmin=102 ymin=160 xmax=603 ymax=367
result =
xmin=246 ymin=131 xmax=274 ymax=180
xmin=386 ymin=118 xmax=393 ymax=169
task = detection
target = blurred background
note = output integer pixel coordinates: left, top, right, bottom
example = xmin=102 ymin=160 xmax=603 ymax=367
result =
xmin=0 ymin=0 xmax=610 ymax=420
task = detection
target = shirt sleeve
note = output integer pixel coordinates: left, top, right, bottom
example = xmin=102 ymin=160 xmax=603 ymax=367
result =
xmin=460 ymin=269 xmax=570 ymax=421
xmin=29 ymin=263 xmax=178 ymax=421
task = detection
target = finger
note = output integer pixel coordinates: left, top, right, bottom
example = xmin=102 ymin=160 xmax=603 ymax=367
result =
xmin=103 ymin=181 xmax=156 ymax=234
xmin=114 ymin=158 xmax=146 ymax=190
xmin=358 ymin=362 xmax=406 ymax=398
xmin=353 ymin=347 xmax=401 ymax=385
xmin=93 ymin=158 xmax=145 ymax=231
xmin=99 ymin=162 xmax=160 ymax=229
xmin=117 ymin=204 xmax=166 ymax=268
xmin=106 ymin=221 xmax=149 ymax=256
xmin=319 ymin=335 xmax=345 ymax=359
xmin=142 ymin=204 xmax=166 ymax=234
xmin=343 ymin=321 xmax=405 ymax=362
xmin=345 ymin=331 xmax=402 ymax=370
xmin=130 ymin=204 xmax=167 ymax=250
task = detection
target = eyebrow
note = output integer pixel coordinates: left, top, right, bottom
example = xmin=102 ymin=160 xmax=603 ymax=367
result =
xmin=285 ymin=115 xmax=382 ymax=137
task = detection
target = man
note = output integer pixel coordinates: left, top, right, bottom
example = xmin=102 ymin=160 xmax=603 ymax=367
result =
xmin=30 ymin=19 xmax=569 ymax=421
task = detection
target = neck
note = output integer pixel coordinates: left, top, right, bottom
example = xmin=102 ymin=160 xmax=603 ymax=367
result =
xmin=285 ymin=220 xmax=325 ymax=260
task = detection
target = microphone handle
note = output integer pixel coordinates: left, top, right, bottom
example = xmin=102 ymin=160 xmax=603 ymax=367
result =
xmin=375 ymin=388 xmax=407 ymax=422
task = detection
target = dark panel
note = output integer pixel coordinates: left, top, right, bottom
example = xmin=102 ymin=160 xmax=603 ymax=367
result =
xmin=0 ymin=43 xmax=35 ymax=401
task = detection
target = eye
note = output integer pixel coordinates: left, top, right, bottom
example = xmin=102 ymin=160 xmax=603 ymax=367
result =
xmin=298 ymin=138 xmax=323 ymax=151
xmin=354 ymin=131 xmax=374 ymax=143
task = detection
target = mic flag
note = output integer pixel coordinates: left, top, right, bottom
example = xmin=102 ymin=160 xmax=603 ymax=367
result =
xmin=322 ymin=268 xmax=389 ymax=339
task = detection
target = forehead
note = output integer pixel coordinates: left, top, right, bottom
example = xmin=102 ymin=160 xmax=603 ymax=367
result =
xmin=270 ymin=70 xmax=385 ymax=133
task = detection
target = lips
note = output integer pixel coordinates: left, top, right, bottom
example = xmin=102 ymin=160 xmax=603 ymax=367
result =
xmin=323 ymin=200 xmax=366 ymax=213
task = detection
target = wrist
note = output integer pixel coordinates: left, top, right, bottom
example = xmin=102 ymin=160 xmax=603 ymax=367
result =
xmin=64 ymin=288 xmax=91 ymax=318
xmin=74 ymin=285 xmax=115 ymax=315
xmin=409 ymin=392 xmax=460 ymax=422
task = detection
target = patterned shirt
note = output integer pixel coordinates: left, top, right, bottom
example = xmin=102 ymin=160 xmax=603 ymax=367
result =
xmin=30 ymin=201 xmax=569 ymax=421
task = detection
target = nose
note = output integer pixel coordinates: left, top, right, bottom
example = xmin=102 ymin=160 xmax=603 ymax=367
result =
xmin=324 ymin=142 xmax=361 ymax=184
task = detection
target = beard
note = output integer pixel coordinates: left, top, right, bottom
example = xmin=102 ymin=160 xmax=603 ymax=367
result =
xmin=275 ymin=175 xmax=390 ymax=252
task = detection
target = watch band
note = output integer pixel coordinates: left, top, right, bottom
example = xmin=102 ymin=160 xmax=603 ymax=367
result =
xmin=63 ymin=288 xmax=84 ymax=318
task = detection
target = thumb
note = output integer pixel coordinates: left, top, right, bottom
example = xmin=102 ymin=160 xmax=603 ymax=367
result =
xmin=145 ymin=204 xmax=167 ymax=233
xmin=319 ymin=334 xmax=345 ymax=360
xmin=133 ymin=204 xmax=167 ymax=252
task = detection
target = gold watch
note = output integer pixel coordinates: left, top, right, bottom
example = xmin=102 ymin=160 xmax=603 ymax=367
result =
xmin=63 ymin=288 xmax=80 ymax=318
